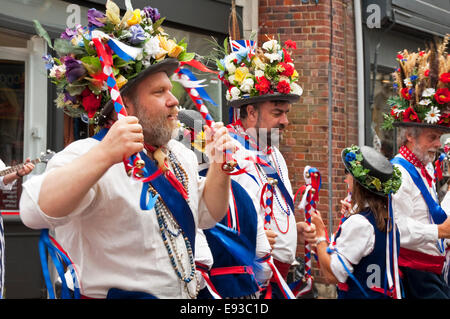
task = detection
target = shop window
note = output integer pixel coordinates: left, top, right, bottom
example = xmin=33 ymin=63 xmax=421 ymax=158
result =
xmin=0 ymin=60 xmax=24 ymax=212
xmin=370 ymin=68 xmax=396 ymax=158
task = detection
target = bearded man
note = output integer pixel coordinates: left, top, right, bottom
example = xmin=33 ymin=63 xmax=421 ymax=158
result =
xmin=19 ymin=3 xmax=234 ymax=299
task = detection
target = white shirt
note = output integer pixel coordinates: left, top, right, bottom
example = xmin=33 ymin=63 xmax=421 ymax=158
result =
xmin=231 ymin=146 xmax=297 ymax=265
xmin=329 ymin=214 xmax=375 ymax=283
xmin=392 ymin=154 xmax=450 ymax=257
xmin=196 ymin=163 xmax=273 ymax=286
xmin=19 ymin=138 xmax=217 ymax=299
xmin=0 ymin=159 xmax=16 ymax=191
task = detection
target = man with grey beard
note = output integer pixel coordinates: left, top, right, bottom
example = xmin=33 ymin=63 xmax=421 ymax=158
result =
xmin=392 ymin=126 xmax=450 ymax=298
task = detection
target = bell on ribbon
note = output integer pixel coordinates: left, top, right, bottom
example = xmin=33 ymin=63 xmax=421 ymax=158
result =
xmin=267 ymin=177 xmax=278 ymax=186
xmin=135 ymin=159 xmax=145 ymax=169
xmin=154 ymin=148 xmax=169 ymax=172
xmin=222 ymin=160 xmax=237 ymax=172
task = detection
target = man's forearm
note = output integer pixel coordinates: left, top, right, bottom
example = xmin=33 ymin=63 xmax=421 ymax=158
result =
xmin=202 ymin=162 xmax=231 ymax=222
xmin=38 ymin=144 xmax=113 ymax=218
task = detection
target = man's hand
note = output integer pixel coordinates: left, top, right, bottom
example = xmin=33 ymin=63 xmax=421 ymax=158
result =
xmin=438 ymin=217 xmax=450 ymax=238
xmin=204 ymin=122 xmax=236 ymax=169
xmin=265 ymin=229 xmax=278 ymax=250
xmin=98 ymin=116 xmax=144 ymax=165
xmin=297 ymin=221 xmax=316 ymax=243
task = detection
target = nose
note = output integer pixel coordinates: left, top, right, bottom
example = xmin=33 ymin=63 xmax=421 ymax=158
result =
xmin=280 ymin=112 xmax=289 ymax=127
xmin=167 ymin=91 xmax=179 ymax=108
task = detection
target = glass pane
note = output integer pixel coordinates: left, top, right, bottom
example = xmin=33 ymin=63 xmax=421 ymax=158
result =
xmin=370 ymin=69 xmax=395 ymax=158
xmin=0 ymin=59 xmax=25 ymax=211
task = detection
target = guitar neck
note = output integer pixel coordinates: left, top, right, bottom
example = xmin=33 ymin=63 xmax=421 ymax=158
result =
xmin=0 ymin=158 xmax=41 ymax=177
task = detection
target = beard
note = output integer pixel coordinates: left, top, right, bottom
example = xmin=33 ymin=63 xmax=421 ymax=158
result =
xmin=136 ymin=105 xmax=177 ymax=147
xmin=412 ymin=144 xmax=437 ymax=165
xmin=253 ymin=116 xmax=286 ymax=149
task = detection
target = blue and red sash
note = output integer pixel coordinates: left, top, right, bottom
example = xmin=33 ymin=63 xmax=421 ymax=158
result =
xmin=391 ymin=157 xmax=447 ymax=225
xmin=92 ymin=128 xmax=196 ymax=253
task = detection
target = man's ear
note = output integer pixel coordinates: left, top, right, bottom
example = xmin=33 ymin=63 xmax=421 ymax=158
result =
xmin=246 ymin=104 xmax=258 ymax=122
xmin=122 ymin=95 xmax=135 ymax=116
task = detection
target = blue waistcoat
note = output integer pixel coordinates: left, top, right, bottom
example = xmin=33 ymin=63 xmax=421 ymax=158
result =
xmin=200 ymin=169 xmax=259 ymax=297
xmin=337 ymin=210 xmax=400 ymax=299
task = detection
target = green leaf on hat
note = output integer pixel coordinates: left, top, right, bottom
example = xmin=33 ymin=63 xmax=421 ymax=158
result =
xmin=33 ymin=20 xmax=53 ymax=49
xmin=81 ymin=56 xmax=101 ymax=75
xmin=178 ymin=52 xmax=195 ymax=62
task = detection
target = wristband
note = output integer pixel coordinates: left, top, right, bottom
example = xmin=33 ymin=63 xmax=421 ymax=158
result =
xmin=16 ymin=171 xmax=23 ymax=178
xmin=316 ymin=236 xmax=328 ymax=245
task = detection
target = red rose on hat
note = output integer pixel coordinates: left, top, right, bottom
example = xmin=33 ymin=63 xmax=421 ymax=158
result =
xmin=81 ymin=88 xmax=101 ymax=118
xmin=435 ymin=88 xmax=450 ymax=104
xmin=285 ymin=40 xmax=297 ymax=49
xmin=438 ymin=113 xmax=450 ymax=126
xmin=403 ymin=107 xmax=419 ymax=122
xmin=440 ymin=72 xmax=450 ymax=83
xmin=279 ymin=62 xmax=295 ymax=77
xmin=401 ymin=87 xmax=412 ymax=100
xmin=277 ymin=80 xmax=291 ymax=94
xmin=255 ymin=76 xmax=271 ymax=95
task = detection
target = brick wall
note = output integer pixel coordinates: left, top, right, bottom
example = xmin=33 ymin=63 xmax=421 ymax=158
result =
xmin=258 ymin=0 xmax=359 ymax=296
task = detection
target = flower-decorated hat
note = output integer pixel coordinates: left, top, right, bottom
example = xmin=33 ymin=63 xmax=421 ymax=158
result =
xmin=37 ymin=0 xmax=195 ymax=124
xmin=216 ymin=38 xmax=303 ymax=108
xmin=342 ymin=145 xmax=402 ymax=197
xmin=382 ymin=35 xmax=450 ymax=132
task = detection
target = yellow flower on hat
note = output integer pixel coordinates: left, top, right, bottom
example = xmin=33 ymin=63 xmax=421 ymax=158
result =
xmin=157 ymin=35 xmax=184 ymax=58
xmin=105 ymin=0 xmax=121 ymax=26
xmin=127 ymin=9 xmax=142 ymax=26
xmin=251 ymin=56 xmax=266 ymax=70
xmin=235 ymin=67 xmax=249 ymax=84
xmin=168 ymin=45 xmax=184 ymax=58
xmin=116 ymin=75 xmax=128 ymax=89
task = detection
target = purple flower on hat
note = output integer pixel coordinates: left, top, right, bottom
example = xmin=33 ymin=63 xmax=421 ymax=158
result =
xmin=60 ymin=27 xmax=78 ymax=40
xmin=64 ymin=57 xmax=86 ymax=83
xmin=87 ymin=8 xmax=106 ymax=28
xmin=142 ymin=6 xmax=161 ymax=23
xmin=64 ymin=91 xmax=77 ymax=104
xmin=42 ymin=54 xmax=54 ymax=70
xmin=129 ymin=24 xmax=146 ymax=44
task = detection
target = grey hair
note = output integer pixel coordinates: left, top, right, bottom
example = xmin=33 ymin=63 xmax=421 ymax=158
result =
xmin=397 ymin=126 xmax=422 ymax=146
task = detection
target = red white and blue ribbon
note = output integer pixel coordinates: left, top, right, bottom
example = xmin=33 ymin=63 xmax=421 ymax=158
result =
xmin=195 ymin=262 xmax=222 ymax=299
xmin=291 ymin=166 xmax=321 ymax=297
xmin=172 ymin=61 xmax=241 ymax=173
xmin=91 ymin=36 xmax=150 ymax=183
xmin=435 ymin=153 xmax=446 ymax=181
xmin=39 ymin=229 xmax=81 ymax=299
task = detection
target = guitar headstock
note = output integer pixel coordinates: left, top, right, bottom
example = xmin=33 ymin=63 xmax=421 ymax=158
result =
xmin=39 ymin=150 xmax=56 ymax=164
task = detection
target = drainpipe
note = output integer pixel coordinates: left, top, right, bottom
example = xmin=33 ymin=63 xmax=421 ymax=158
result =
xmin=328 ymin=0 xmax=334 ymax=236
xmin=354 ymin=0 xmax=365 ymax=146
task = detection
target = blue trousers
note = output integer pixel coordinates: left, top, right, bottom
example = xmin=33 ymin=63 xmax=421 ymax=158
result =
xmin=400 ymin=267 xmax=450 ymax=299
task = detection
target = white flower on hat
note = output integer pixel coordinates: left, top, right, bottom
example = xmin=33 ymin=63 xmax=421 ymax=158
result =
xmin=255 ymin=69 xmax=265 ymax=78
xmin=290 ymin=82 xmax=303 ymax=96
xmin=262 ymin=39 xmax=280 ymax=52
xmin=240 ymin=78 xmax=254 ymax=93
xmin=226 ymin=86 xmax=241 ymax=101
xmin=224 ymin=53 xmax=237 ymax=74
xmin=419 ymin=99 xmax=431 ymax=105
xmin=422 ymin=88 xmax=436 ymax=97
xmin=403 ymin=78 xmax=413 ymax=88
xmin=425 ymin=106 xmax=440 ymax=124
xmin=144 ymin=36 xmax=163 ymax=58
xmin=264 ymin=52 xmax=282 ymax=63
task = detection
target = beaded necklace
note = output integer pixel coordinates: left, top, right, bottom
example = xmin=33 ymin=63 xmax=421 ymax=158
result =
xmin=147 ymin=150 xmax=199 ymax=298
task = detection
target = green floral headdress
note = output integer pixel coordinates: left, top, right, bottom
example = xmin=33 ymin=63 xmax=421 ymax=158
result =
xmin=342 ymin=145 xmax=402 ymax=196
xmin=35 ymin=0 xmax=195 ymax=123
